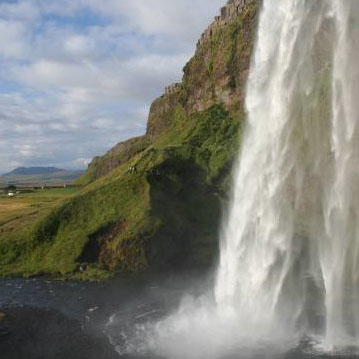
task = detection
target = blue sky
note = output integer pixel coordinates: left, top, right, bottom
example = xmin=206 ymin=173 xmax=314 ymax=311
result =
xmin=0 ymin=0 xmax=225 ymax=173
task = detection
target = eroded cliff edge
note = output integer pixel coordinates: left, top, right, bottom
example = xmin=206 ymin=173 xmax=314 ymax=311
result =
xmin=0 ymin=0 xmax=259 ymax=279
xmin=86 ymin=0 xmax=257 ymax=183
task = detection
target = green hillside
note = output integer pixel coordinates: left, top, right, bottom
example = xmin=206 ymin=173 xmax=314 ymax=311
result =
xmin=0 ymin=1 xmax=259 ymax=280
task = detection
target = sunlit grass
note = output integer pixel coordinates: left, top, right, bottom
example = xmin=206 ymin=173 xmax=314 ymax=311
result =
xmin=0 ymin=187 xmax=81 ymax=233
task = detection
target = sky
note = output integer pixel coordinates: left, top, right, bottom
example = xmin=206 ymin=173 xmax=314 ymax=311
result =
xmin=0 ymin=0 xmax=225 ymax=173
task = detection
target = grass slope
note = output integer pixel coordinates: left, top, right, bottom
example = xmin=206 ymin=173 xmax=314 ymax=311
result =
xmin=0 ymin=105 xmax=243 ymax=279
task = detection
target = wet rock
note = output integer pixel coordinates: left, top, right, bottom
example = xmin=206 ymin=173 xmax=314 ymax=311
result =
xmin=0 ymin=311 xmax=5 ymax=322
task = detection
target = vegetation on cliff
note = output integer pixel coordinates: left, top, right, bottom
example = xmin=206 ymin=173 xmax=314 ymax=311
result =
xmin=0 ymin=1 xmax=259 ymax=279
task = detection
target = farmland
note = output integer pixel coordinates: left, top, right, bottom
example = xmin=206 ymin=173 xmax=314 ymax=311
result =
xmin=0 ymin=187 xmax=81 ymax=234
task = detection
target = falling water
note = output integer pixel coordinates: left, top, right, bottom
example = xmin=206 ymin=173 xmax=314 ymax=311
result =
xmin=117 ymin=1 xmax=359 ymax=357
xmin=216 ymin=0 xmax=359 ymax=352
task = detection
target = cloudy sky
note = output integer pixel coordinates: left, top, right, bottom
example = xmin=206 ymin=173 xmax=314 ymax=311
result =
xmin=0 ymin=0 xmax=225 ymax=173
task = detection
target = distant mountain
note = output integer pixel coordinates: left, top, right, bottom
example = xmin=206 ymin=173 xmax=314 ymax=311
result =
xmin=2 ymin=167 xmax=65 ymax=176
xmin=0 ymin=167 xmax=84 ymax=186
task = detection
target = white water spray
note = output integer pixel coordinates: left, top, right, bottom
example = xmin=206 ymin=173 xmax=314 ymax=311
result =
xmin=119 ymin=1 xmax=359 ymax=357
xmin=216 ymin=0 xmax=359 ymax=352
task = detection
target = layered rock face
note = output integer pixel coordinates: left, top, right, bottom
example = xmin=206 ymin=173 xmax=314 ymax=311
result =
xmin=147 ymin=0 xmax=257 ymax=136
xmin=87 ymin=136 xmax=150 ymax=180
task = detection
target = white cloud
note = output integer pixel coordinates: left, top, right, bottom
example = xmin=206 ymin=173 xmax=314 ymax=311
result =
xmin=84 ymin=0 xmax=223 ymax=41
xmin=16 ymin=145 xmax=36 ymax=157
xmin=0 ymin=20 xmax=27 ymax=58
xmin=0 ymin=0 xmax=226 ymax=173
xmin=64 ymin=35 xmax=95 ymax=56
xmin=0 ymin=0 xmax=39 ymax=21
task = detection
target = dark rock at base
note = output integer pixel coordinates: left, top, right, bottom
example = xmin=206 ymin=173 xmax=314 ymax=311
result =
xmin=0 ymin=307 xmax=119 ymax=359
xmin=0 ymin=311 xmax=5 ymax=321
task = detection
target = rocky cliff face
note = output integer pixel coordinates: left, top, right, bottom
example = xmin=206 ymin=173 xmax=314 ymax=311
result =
xmin=85 ymin=136 xmax=150 ymax=181
xmin=182 ymin=0 xmax=256 ymax=113
xmin=89 ymin=0 xmax=258 ymax=180
xmin=0 ymin=0 xmax=260 ymax=279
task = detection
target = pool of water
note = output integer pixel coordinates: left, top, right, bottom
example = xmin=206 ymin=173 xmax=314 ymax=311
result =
xmin=0 ymin=273 xmax=356 ymax=359
xmin=0 ymin=272 xmax=211 ymax=359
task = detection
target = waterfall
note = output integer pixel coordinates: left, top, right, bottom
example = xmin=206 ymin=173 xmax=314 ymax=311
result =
xmin=216 ymin=0 xmax=359 ymax=351
xmin=140 ymin=1 xmax=359 ymax=357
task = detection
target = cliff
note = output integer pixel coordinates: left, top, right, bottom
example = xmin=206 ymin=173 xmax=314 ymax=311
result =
xmin=0 ymin=0 xmax=260 ymax=279
xmin=87 ymin=0 xmax=257 ymax=181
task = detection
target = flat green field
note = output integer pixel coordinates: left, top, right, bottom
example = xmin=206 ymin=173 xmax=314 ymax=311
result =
xmin=0 ymin=188 xmax=81 ymax=234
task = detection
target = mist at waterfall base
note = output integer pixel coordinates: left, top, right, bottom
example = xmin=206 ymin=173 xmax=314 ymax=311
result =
xmin=113 ymin=0 xmax=359 ymax=358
